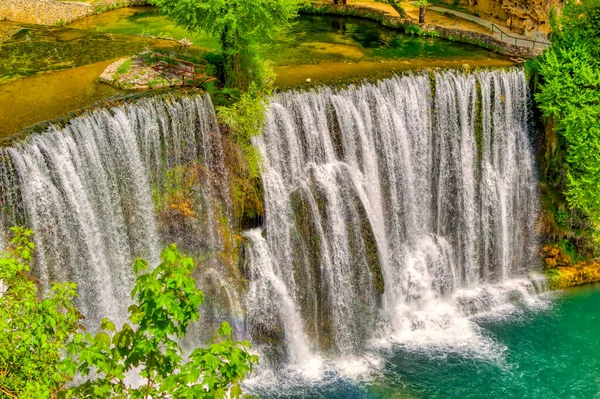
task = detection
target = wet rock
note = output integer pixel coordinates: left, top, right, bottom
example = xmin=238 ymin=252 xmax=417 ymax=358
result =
xmin=100 ymin=53 xmax=183 ymax=90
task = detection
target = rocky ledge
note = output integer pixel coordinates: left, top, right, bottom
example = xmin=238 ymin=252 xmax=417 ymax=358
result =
xmin=541 ymin=244 xmax=600 ymax=289
xmin=100 ymin=54 xmax=182 ymax=90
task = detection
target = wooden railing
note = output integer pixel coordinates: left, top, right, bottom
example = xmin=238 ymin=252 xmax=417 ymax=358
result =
xmin=152 ymin=54 xmax=215 ymax=87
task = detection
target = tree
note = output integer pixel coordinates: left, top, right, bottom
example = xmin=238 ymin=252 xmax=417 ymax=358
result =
xmin=0 ymin=227 xmax=81 ymax=399
xmin=417 ymin=0 xmax=427 ymax=24
xmin=386 ymin=0 xmax=410 ymax=19
xmin=535 ymin=0 xmax=600 ymax=253
xmin=149 ymin=0 xmax=300 ymax=90
xmin=61 ymin=244 xmax=258 ymax=399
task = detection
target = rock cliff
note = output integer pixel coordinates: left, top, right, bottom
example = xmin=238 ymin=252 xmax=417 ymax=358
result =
xmin=448 ymin=0 xmax=561 ymax=35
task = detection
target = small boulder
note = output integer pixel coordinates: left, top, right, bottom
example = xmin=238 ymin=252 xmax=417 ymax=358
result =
xmin=545 ymin=257 xmax=557 ymax=268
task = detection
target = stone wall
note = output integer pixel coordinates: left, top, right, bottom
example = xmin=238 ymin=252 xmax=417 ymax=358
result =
xmin=0 ymin=0 xmax=148 ymax=26
xmin=302 ymin=3 xmax=543 ymax=58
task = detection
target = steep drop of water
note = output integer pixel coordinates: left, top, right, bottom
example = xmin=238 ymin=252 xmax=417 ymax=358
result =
xmin=0 ymin=94 xmax=234 ymax=328
xmin=248 ymin=68 xmax=541 ymax=361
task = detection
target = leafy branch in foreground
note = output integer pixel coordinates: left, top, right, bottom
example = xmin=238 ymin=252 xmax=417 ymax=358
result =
xmin=61 ymin=244 xmax=258 ymax=399
xmin=0 ymin=227 xmax=81 ymax=399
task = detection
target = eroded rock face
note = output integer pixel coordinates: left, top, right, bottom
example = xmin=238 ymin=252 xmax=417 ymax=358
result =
xmin=451 ymin=0 xmax=561 ymax=35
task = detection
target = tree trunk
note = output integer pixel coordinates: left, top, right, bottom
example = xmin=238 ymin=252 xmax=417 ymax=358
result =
xmin=419 ymin=5 xmax=425 ymax=24
xmin=221 ymin=27 xmax=247 ymax=90
xmin=386 ymin=0 xmax=408 ymax=19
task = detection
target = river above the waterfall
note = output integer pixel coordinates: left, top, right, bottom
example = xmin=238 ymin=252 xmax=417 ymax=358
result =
xmin=247 ymin=283 xmax=600 ymax=399
xmin=0 ymin=7 xmax=514 ymax=137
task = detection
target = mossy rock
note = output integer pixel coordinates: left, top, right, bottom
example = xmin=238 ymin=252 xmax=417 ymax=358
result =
xmin=546 ymin=262 xmax=600 ymax=290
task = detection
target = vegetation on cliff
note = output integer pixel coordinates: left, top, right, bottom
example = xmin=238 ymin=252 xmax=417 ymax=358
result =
xmin=0 ymin=229 xmax=257 ymax=399
xmin=535 ymin=0 xmax=600 ymax=260
xmin=144 ymin=0 xmax=307 ymax=226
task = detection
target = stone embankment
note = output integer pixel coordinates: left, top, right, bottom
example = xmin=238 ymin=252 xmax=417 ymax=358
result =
xmin=302 ymin=2 xmax=543 ymax=58
xmin=0 ymin=0 xmax=148 ymax=26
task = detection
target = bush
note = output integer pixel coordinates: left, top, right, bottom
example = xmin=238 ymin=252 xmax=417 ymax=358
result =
xmin=0 ymin=227 xmax=81 ymax=399
xmin=0 ymin=228 xmax=258 ymax=398
xmin=535 ymin=0 xmax=600 ymax=258
xmin=62 ymin=244 xmax=258 ymax=399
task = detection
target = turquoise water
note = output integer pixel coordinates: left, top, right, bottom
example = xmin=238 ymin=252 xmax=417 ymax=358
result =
xmin=252 ymin=285 xmax=600 ymax=399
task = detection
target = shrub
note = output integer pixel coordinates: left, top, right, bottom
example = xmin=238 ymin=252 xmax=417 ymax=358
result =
xmin=0 ymin=227 xmax=81 ymax=398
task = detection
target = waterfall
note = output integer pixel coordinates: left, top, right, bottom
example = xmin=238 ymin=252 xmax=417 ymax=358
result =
xmin=243 ymin=229 xmax=322 ymax=373
xmin=0 ymin=67 xmax=543 ymax=377
xmin=247 ymin=68 xmax=541 ymax=361
xmin=0 ymin=94 xmax=235 ymax=329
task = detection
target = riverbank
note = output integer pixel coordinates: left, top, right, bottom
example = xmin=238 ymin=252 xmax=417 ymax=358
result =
xmin=546 ymin=263 xmax=600 ymax=290
xmin=546 ymin=262 xmax=600 ymax=290
xmin=301 ymin=2 xmax=543 ymax=58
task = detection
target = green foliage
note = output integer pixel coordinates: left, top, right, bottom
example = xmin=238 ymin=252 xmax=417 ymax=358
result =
xmin=404 ymin=23 xmax=439 ymax=37
xmin=149 ymin=0 xmax=300 ymax=90
xmin=62 ymin=244 xmax=258 ymax=399
xmin=0 ymin=227 xmax=81 ymax=399
xmin=113 ymin=58 xmax=133 ymax=80
xmin=218 ymin=83 xmax=270 ymax=179
xmin=557 ymin=239 xmax=580 ymax=264
xmin=405 ymin=24 xmax=424 ymax=35
xmin=535 ymin=0 xmax=600 ymax=253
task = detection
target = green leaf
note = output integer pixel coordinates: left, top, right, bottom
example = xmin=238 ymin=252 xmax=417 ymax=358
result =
xmin=94 ymin=332 xmax=111 ymax=347
xmin=100 ymin=318 xmax=116 ymax=332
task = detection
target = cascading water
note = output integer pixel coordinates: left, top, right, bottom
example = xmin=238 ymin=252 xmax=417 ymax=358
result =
xmin=0 ymin=67 xmax=544 ymax=387
xmin=0 ymin=94 xmax=237 ymax=330
xmin=246 ymin=68 xmax=542 ymax=367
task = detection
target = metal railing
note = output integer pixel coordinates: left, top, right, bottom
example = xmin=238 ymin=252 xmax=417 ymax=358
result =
xmin=490 ymin=23 xmax=550 ymax=48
